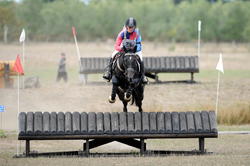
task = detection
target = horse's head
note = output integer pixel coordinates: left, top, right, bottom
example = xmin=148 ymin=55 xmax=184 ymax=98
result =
xmin=123 ymin=53 xmax=141 ymax=84
xmin=122 ymin=39 xmax=137 ymax=54
xmin=121 ymin=39 xmax=140 ymax=83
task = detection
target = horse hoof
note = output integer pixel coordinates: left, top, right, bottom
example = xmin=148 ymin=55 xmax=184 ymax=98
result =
xmin=108 ymin=96 xmax=116 ymax=103
xmin=124 ymin=95 xmax=132 ymax=102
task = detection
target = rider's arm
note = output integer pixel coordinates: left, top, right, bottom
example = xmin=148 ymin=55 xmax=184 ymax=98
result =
xmin=136 ymin=36 xmax=142 ymax=52
xmin=115 ymin=32 xmax=123 ymax=52
xmin=135 ymin=30 xmax=142 ymax=52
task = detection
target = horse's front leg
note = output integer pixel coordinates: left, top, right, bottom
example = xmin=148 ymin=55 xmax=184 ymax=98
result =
xmin=135 ymin=95 xmax=143 ymax=112
xmin=136 ymin=85 xmax=144 ymax=112
xmin=109 ymin=84 xmax=117 ymax=103
xmin=122 ymin=101 xmax=128 ymax=112
xmin=124 ymin=87 xmax=132 ymax=102
xmin=138 ymin=104 xmax=143 ymax=112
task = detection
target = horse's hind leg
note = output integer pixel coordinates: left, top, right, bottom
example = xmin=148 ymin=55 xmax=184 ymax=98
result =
xmin=122 ymin=101 xmax=128 ymax=112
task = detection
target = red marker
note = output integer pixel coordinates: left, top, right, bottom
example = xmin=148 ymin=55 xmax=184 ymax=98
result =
xmin=72 ymin=26 xmax=77 ymax=36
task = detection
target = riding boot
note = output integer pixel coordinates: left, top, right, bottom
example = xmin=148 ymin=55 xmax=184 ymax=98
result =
xmin=140 ymin=61 xmax=148 ymax=84
xmin=103 ymin=58 xmax=113 ymax=81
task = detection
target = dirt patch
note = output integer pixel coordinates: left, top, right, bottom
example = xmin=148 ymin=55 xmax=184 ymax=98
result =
xmin=0 ymin=42 xmax=250 ymax=165
xmin=0 ymin=134 xmax=250 ymax=166
xmin=0 ymin=42 xmax=250 ymax=130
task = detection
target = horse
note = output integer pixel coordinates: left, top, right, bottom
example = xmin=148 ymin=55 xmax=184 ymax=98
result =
xmin=109 ymin=40 xmax=145 ymax=112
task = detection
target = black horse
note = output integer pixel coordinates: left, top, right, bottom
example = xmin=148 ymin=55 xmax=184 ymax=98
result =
xmin=108 ymin=40 xmax=145 ymax=112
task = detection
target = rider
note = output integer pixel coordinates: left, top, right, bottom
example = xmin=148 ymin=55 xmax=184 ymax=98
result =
xmin=103 ymin=17 xmax=147 ymax=83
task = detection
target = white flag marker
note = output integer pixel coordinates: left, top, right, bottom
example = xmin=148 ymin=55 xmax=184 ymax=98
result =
xmin=215 ymin=53 xmax=224 ymax=115
xmin=19 ymin=28 xmax=26 ymax=88
xmin=216 ymin=53 xmax=224 ymax=73
xmin=197 ymin=20 xmax=202 ymax=58
xmin=198 ymin=20 xmax=202 ymax=32
xmin=19 ymin=29 xmax=25 ymax=43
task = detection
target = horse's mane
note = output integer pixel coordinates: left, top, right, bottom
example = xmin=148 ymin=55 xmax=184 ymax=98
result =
xmin=114 ymin=53 xmax=140 ymax=74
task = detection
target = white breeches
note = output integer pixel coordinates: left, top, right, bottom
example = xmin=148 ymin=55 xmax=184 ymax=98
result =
xmin=111 ymin=51 xmax=143 ymax=61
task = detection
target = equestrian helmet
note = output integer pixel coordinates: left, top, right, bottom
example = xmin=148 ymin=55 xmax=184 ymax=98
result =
xmin=125 ymin=17 xmax=137 ymax=28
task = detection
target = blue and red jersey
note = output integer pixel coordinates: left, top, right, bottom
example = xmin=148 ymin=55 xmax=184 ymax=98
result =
xmin=115 ymin=27 xmax=142 ymax=52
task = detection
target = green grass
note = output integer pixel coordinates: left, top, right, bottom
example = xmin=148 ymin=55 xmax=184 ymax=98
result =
xmin=24 ymin=64 xmax=250 ymax=83
xmin=0 ymin=130 xmax=6 ymax=138
xmin=198 ymin=69 xmax=250 ymax=79
xmin=156 ymin=69 xmax=250 ymax=81
xmin=25 ymin=66 xmax=79 ymax=83
xmin=26 ymin=67 xmax=105 ymax=83
xmin=218 ymin=125 xmax=250 ymax=131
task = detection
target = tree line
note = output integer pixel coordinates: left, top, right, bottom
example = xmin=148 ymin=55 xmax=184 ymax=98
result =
xmin=0 ymin=0 xmax=250 ymax=42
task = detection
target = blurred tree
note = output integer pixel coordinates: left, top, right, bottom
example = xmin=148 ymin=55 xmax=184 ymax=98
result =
xmin=43 ymin=0 xmax=55 ymax=2
xmin=16 ymin=0 xmax=45 ymax=40
xmin=204 ymin=2 xmax=226 ymax=41
xmin=207 ymin=0 xmax=217 ymax=3
xmin=0 ymin=2 xmax=19 ymax=43
xmin=1 ymin=0 xmax=250 ymax=42
xmin=173 ymin=0 xmax=182 ymax=4
xmin=221 ymin=2 xmax=248 ymax=41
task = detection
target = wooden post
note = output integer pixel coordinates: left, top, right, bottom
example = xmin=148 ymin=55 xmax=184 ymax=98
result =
xmin=26 ymin=140 xmax=30 ymax=156
xmin=83 ymin=74 xmax=88 ymax=84
xmin=84 ymin=139 xmax=89 ymax=156
xmin=3 ymin=25 xmax=8 ymax=43
xmin=155 ymin=73 xmax=159 ymax=83
xmin=140 ymin=138 xmax=146 ymax=155
xmin=79 ymin=73 xmax=87 ymax=85
xmin=191 ymin=72 xmax=194 ymax=82
xmin=199 ymin=137 xmax=205 ymax=152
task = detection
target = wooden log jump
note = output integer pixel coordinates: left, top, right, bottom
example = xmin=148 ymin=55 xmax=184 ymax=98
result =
xmin=18 ymin=111 xmax=217 ymax=157
xmin=79 ymin=56 xmax=199 ymax=84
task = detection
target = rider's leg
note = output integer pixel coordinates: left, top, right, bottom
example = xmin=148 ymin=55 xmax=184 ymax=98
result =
xmin=103 ymin=58 xmax=113 ymax=81
xmin=140 ymin=61 xmax=148 ymax=84
xmin=103 ymin=51 xmax=118 ymax=81
xmin=136 ymin=51 xmax=147 ymax=84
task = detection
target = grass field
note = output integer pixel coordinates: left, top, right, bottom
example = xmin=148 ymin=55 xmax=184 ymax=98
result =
xmin=0 ymin=130 xmax=6 ymax=138
xmin=0 ymin=129 xmax=250 ymax=166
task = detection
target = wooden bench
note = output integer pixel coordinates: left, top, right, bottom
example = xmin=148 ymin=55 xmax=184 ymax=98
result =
xmin=18 ymin=111 xmax=217 ymax=157
xmin=79 ymin=56 xmax=199 ymax=83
